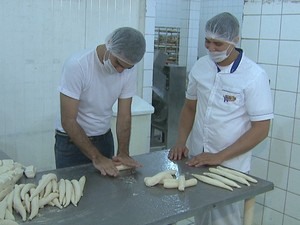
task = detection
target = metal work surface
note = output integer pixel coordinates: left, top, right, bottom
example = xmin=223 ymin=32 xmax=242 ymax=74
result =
xmin=9 ymin=150 xmax=273 ymax=225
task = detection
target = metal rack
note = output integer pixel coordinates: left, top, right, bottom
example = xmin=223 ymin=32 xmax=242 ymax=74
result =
xmin=154 ymin=26 xmax=180 ymax=65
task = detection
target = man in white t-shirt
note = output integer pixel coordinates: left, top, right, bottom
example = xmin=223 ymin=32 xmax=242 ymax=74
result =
xmin=55 ymin=27 xmax=146 ymax=177
xmin=168 ymin=12 xmax=273 ymax=225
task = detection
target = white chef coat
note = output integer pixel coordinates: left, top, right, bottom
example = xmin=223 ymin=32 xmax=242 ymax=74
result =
xmin=56 ymin=48 xmax=137 ymax=136
xmin=186 ymin=49 xmax=273 ymax=172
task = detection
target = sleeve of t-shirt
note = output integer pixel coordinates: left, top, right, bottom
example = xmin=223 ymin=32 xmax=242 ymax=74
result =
xmin=58 ymin=57 xmax=85 ymax=100
xmin=119 ymin=67 xmax=137 ymax=99
xmin=185 ymin=69 xmax=198 ymax=100
xmin=245 ymin=69 xmax=274 ymax=121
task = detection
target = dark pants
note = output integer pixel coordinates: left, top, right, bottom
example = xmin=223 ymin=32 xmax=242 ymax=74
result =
xmin=54 ymin=129 xmax=114 ymax=169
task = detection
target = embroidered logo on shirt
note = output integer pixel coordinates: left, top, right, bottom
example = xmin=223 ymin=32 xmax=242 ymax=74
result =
xmin=223 ymin=95 xmax=236 ymax=102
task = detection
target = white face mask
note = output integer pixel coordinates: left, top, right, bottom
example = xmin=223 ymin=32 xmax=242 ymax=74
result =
xmin=103 ymin=51 xmax=118 ymax=74
xmin=207 ymin=45 xmax=233 ymax=63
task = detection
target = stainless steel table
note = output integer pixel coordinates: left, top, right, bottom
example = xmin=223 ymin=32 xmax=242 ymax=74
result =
xmin=10 ymin=150 xmax=273 ymax=225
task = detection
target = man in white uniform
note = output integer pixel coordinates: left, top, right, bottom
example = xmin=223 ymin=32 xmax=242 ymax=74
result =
xmin=168 ymin=12 xmax=273 ymax=224
xmin=55 ymin=27 xmax=146 ymax=177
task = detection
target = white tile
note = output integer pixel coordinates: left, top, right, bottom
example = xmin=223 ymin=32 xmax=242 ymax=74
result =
xmin=291 ymin=144 xmax=300 ymax=170
xmin=255 ymin=192 xmax=266 ymax=205
xmin=253 ymin=203 xmax=264 ymax=225
xmin=276 ymin=66 xmax=298 ymax=92
xmin=242 ymin=15 xmax=260 ymax=39
xmin=260 ymin=64 xmax=277 ymax=90
xmin=281 ymin=15 xmax=300 ymax=41
xmin=143 ymin=52 xmax=154 ymax=70
xmin=145 ymin=17 xmax=155 ymax=35
xmin=274 ymin=91 xmax=296 ymax=117
xmin=265 ymin=187 xmax=286 ymax=212
xmin=258 ymin=40 xmax=279 ymax=64
xmin=267 ymin=162 xmax=289 ymax=189
xmin=142 ymin=87 xmax=153 ymax=104
xmin=294 ymin=119 xmax=300 ymax=145
xmin=283 ymin=215 xmax=300 ymax=225
xmin=143 ymin=69 xmax=153 ymax=87
xmin=283 ymin=0 xmax=300 ymax=14
xmin=241 ymin=39 xmax=259 ymax=62
xmin=262 ymin=207 xmax=284 ymax=225
xmin=145 ymin=34 xmax=155 ymax=53
xmin=296 ymin=94 xmax=300 ymax=119
xmin=285 ymin=192 xmax=300 ymax=220
xmin=279 ymin=41 xmax=300 ymax=67
xmin=287 ymin=168 xmax=300 ymax=195
xmin=251 ymin=157 xmax=268 ymax=179
xmin=260 ymin=15 xmax=281 ymax=40
xmin=243 ymin=0 xmax=262 ymax=15
xmin=252 ymin=137 xmax=270 ymax=160
xmin=272 ymin=115 xmax=294 ymax=142
xmin=146 ymin=0 xmax=156 ymax=17
xmin=262 ymin=0 xmax=282 ymax=14
xmin=269 ymin=139 xmax=291 ymax=166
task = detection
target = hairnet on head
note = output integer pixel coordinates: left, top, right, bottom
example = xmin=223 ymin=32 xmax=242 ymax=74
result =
xmin=105 ymin=27 xmax=146 ymax=65
xmin=205 ymin=12 xmax=240 ymax=45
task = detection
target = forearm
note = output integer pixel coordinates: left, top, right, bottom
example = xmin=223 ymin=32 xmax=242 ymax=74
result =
xmin=116 ymin=114 xmax=131 ymax=156
xmin=218 ymin=120 xmax=270 ymax=162
xmin=176 ymin=104 xmax=196 ymax=146
xmin=62 ymin=119 xmax=104 ymax=161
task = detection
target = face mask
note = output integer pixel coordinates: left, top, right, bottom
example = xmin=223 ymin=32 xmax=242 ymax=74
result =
xmin=207 ymin=45 xmax=233 ymax=63
xmin=103 ymin=51 xmax=118 ymax=74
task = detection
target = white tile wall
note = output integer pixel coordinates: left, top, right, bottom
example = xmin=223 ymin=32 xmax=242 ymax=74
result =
xmin=272 ymin=115 xmax=294 ymax=142
xmin=258 ymin=40 xmax=279 ymax=64
xmin=269 ymin=139 xmax=291 ymax=166
xmin=260 ymin=15 xmax=281 ymax=39
xmin=291 ymin=144 xmax=300 ymax=170
xmin=243 ymin=1 xmax=300 ymax=224
xmin=263 ymin=207 xmax=284 ymax=225
xmin=281 ymin=15 xmax=300 ymax=40
xmin=265 ymin=187 xmax=286 ymax=212
xmin=285 ymin=192 xmax=300 ymax=220
xmin=274 ymin=91 xmax=296 ymax=117
xmin=242 ymin=15 xmax=261 ymax=39
xmin=277 ymin=66 xmax=299 ymax=92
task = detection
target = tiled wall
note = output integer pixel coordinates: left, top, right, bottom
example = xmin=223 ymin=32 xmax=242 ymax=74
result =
xmin=242 ymin=1 xmax=300 ymax=224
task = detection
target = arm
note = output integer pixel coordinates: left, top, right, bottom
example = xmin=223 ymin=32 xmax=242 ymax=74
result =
xmin=112 ymin=98 xmax=142 ymax=168
xmin=187 ymin=119 xmax=270 ymax=167
xmin=168 ymin=99 xmax=197 ymax=160
xmin=60 ymin=93 xmax=118 ymax=176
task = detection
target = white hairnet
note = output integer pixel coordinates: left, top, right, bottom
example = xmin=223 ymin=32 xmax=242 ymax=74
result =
xmin=105 ymin=27 xmax=146 ymax=65
xmin=205 ymin=12 xmax=240 ymax=45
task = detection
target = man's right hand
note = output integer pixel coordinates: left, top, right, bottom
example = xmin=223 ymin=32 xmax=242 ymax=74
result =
xmin=168 ymin=145 xmax=189 ymax=160
xmin=92 ymin=156 xmax=119 ymax=177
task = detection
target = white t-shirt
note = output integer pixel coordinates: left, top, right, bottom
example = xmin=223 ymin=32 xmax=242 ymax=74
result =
xmin=186 ymin=49 xmax=273 ymax=172
xmin=56 ymin=48 xmax=137 ymax=136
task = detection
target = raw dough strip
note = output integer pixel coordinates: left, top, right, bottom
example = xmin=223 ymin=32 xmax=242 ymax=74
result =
xmin=209 ymin=168 xmax=250 ymax=186
xmin=144 ymin=170 xmax=176 ymax=187
xmin=13 ymin=184 xmax=26 ymax=221
xmin=178 ymin=175 xmax=185 ymax=191
xmin=192 ymin=174 xmax=233 ymax=191
xmin=217 ymin=166 xmax=258 ymax=183
xmin=163 ymin=178 xmax=197 ymax=189
xmin=116 ymin=165 xmax=133 ymax=171
xmin=29 ymin=173 xmax=57 ymax=201
xmin=203 ymin=172 xmax=241 ymax=188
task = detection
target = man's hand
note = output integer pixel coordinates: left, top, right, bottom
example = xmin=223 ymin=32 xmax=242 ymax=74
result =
xmin=92 ymin=156 xmax=119 ymax=177
xmin=186 ymin=152 xmax=223 ymax=167
xmin=168 ymin=145 xmax=189 ymax=160
xmin=112 ymin=153 xmax=142 ymax=169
